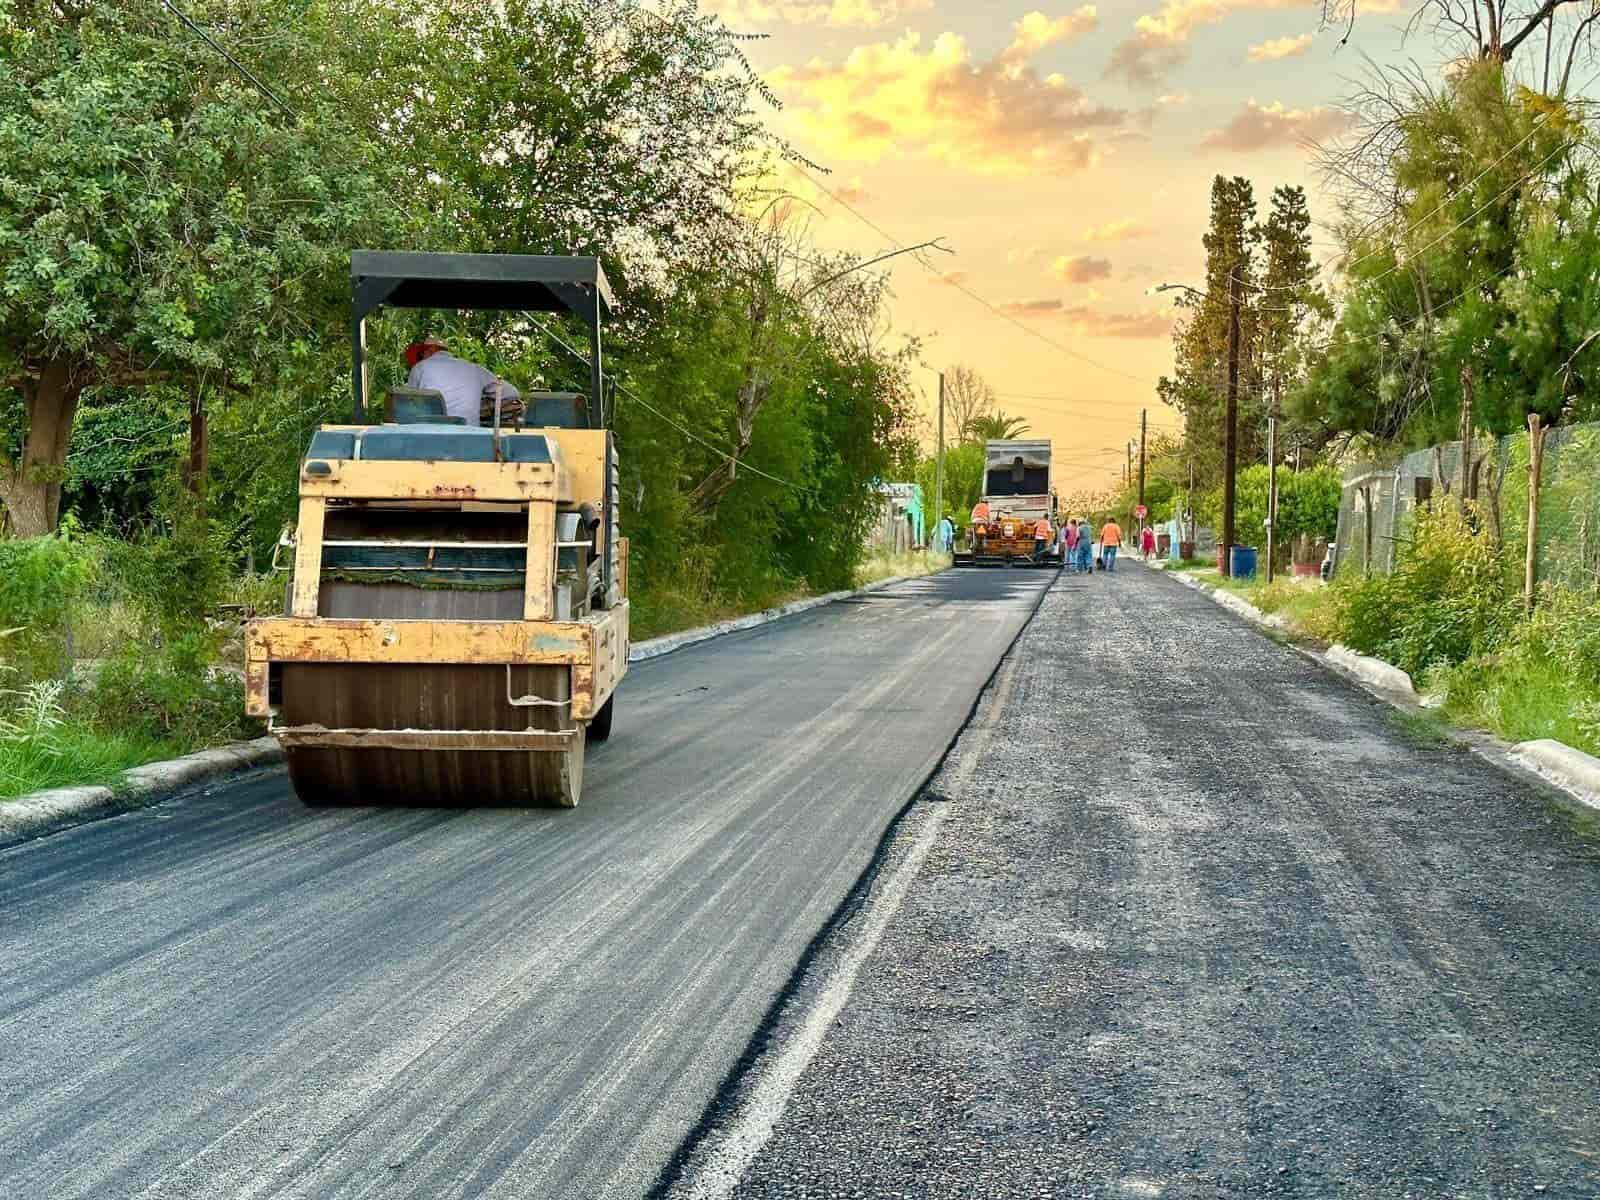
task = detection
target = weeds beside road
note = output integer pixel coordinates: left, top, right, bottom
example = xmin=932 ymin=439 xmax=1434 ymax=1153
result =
xmin=1176 ymin=506 xmax=1600 ymax=761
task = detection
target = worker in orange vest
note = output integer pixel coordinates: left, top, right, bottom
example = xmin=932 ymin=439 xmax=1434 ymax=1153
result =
xmin=1033 ymin=516 xmax=1052 ymax=560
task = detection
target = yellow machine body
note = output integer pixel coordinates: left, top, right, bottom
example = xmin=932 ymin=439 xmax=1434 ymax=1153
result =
xmin=245 ymin=426 xmax=628 ymax=808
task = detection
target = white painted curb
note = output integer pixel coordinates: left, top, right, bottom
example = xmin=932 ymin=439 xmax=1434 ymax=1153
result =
xmin=1511 ymin=739 xmax=1600 ymax=812
xmin=628 ymin=573 xmax=922 ymax=663
xmin=1156 ymin=562 xmax=1600 ymax=815
xmin=1325 ymin=643 xmax=1420 ymax=701
xmin=0 ymin=736 xmax=283 ymax=846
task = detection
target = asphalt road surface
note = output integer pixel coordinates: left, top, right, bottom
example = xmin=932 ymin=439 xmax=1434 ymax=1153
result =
xmin=0 ymin=567 xmax=1052 ymax=1200
xmin=723 ymin=563 xmax=1600 ymax=1198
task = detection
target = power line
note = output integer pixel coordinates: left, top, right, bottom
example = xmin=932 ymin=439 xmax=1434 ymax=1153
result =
xmin=159 ymin=0 xmax=297 ymax=121
xmin=525 ymin=316 xmax=805 ymax=491
xmin=787 ymin=163 xmax=1154 ymax=387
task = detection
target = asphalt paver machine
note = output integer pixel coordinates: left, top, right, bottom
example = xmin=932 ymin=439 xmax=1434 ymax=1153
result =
xmin=245 ymin=252 xmax=628 ymax=807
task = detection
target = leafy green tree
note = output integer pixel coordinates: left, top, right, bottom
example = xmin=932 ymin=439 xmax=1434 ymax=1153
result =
xmin=1159 ymin=176 xmax=1264 ymax=481
xmin=1295 ymin=61 xmax=1588 ymax=446
xmin=0 ymin=0 xmax=405 ymax=534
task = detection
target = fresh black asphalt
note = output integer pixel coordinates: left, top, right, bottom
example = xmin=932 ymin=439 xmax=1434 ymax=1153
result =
xmin=0 ymin=568 xmax=1052 ymax=1200
xmin=716 ymin=564 xmax=1600 ymax=1198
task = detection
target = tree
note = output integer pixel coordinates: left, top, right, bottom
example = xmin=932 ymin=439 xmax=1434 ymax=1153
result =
xmin=1158 ymin=176 xmax=1264 ymax=480
xmin=966 ymin=411 xmax=1031 ymax=440
xmin=1329 ymin=1 xmax=1600 ymax=94
xmin=1295 ymin=60 xmax=1590 ymax=446
xmin=941 ymin=364 xmax=996 ymax=444
xmin=0 ymin=1 xmax=404 ymax=535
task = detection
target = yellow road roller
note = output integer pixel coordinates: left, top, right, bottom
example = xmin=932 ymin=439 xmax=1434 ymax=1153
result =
xmin=244 ymin=252 xmax=628 ymax=807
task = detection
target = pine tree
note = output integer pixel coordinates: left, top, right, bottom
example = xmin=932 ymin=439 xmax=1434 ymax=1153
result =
xmin=1158 ymin=176 xmax=1261 ymax=482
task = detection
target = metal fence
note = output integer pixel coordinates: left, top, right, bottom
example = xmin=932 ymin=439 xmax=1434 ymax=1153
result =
xmin=1334 ymin=421 xmax=1600 ymax=588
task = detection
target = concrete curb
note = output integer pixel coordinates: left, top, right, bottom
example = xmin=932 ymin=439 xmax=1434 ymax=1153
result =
xmin=1 ymin=570 xmax=943 ymax=846
xmin=0 ymin=736 xmax=283 ymax=848
xmin=1324 ymin=643 xmax=1420 ymax=702
xmin=1511 ymin=739 xmax=1600 ymax=811
xmin=628 ymin=573 xmax=922 ymax=663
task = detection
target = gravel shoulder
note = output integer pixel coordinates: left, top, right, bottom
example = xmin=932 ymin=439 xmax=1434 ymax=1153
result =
xmin=712 ymin=564 xmax=1600 ymax=1199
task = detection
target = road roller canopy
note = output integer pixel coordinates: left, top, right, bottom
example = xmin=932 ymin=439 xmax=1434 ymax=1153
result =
xmin=349 ymin=251 xmax=616 ymax=428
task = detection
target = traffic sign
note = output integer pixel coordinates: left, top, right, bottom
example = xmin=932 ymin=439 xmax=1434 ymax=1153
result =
xmin=1134 ymin=504 xmax=1147 ymax=519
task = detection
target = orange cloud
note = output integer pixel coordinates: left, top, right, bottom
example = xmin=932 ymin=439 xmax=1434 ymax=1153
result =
xmin=1247 ymin=33 xmax=1315 ymax=61
xmin=997 ymin=298 xmax=1174 ymax=338
xmin=1200 ymin=98 xmax=1351 ymax=150
xmin=1083 ymin=219 xmax=1152 ymax=241
xmin=1051 ymin=254 xmax=1114 ymax=283
xmin=704 ymin=0 xmax=933 ymax=29
xmin=931 ymin=270 xmax=970 ymax=286
xmin=772 ymin=29 xmax=1126 ymax=175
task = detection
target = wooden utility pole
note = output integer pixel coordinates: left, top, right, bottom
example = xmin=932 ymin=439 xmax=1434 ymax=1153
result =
xmin=1459 ymin=365 xmax=1476 ymax=515
xmin=1138 ymin=407 xmax=1147 ymax=516
xmin=1187 ymin=461 xmax=1195 ymax=549
xmin=1266 ymin=408 xmax=1278 ymax=583
xmin=934 ymin=372 xmax=945 ymax=550
xmin=1222 ymin=268 xmax=1241 ymax=576
xmin=1525 ymin=412 xmax=1545 ymax=612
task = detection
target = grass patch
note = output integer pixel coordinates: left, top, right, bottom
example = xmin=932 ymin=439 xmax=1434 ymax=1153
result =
xmin=0 ymin=725 xmax=184 ymax=800
xmin=1389 ymin=708 xmax=1459 ymax=749
xmin=855 ymin=549 xmax=950 ymax=587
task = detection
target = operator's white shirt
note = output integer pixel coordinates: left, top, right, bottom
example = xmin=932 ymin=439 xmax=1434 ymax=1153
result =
xmin=407 ymin=351 xmax=519 ymax=426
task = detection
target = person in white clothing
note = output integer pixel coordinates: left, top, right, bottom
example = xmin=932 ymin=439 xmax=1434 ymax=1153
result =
xmin=405 ymin=335 xmax=519 ymax=426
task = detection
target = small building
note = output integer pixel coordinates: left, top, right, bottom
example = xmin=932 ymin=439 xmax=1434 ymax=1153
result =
xmin=867 ymin=482 xmax=925 ymax=552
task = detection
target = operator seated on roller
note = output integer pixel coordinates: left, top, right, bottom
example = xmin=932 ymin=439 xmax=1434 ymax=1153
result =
xmin=404 ymin=334 xmax=520 ymax=427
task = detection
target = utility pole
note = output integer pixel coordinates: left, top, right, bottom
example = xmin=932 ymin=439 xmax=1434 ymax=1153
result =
xmin=1187 ymin=461 xmax=1195 ymax=550
xmin=935 ymin=372 xmax=945 ymax=551
xmin=1138 ymin=408 xmax=1147 ymax=515
xmin=1525 ymin=412 xmax=1545 ymax=612
xmin=1458 ymin=364 xmax=1475 ymax=515
xmin=1266 ymin=408 xmax=1278 ymax=583
xmin=1221 ymin=267 xmax=1241 ymax=577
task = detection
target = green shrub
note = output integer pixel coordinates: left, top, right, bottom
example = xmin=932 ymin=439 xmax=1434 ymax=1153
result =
xmin=1331 ymin=505 xmax=1516 ymax=677
xmin=0 ymin=529 xmax=99 ymax=680
xmin=101 ymin=517 xmax=231 ymax=641
xmin=88 ymin=627 xmax=249 ymax=747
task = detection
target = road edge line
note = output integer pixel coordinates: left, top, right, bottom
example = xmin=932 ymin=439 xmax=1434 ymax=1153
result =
xmin=649 ymin=568 xmax=1057 ymax=1199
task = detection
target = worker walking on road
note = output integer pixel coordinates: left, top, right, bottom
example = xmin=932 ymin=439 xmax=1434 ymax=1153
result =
xmin=1062 ymin=519 xmax=1078 ymax=570
xmin=1099 ymin=517 xmax=1123 ymax=572
xmin=1076 ymin=520 xmax=1094 ymax=574
xmin=1141 ymin=524 xmax=1156 ymax=560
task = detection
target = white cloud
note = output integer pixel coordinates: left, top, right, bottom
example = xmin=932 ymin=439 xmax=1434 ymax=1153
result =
xmin=1106 ymin=0 xmax=1322 ymax=83
xmin=1200 ymin=98 xmax=1351 ymax=150
xmin=1247 ymin=33 xmax=1315 ymax=61
xmin=1003 ymin=7 xmax=1101 ymax=71
xmin=772 ymin=31 xmax=1127 ymax=175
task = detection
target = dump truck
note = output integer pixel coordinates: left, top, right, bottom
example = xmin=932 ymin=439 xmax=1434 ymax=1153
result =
xmin=953 ymin=439 xmax=1061 ymax=568
xmin=244 ymin=252 xmax=627 ymax=808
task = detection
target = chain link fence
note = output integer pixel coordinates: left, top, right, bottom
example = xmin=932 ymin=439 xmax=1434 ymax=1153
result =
xmin=1334 ymin=421 xmax=1600 ymax=589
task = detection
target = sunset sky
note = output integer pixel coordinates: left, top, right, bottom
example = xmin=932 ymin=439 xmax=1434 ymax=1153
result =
xmin=705 ymin=0 xmax=1427 ymax=491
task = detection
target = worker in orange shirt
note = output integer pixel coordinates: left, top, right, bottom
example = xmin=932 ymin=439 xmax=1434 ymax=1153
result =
xmin=1099 ymin=516 xmax=1123 ymax=572
xmin=971 ymin=500 xmax=990 ymax=525
xmin=1032 ymin=516 xmax=1051 ymax=561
